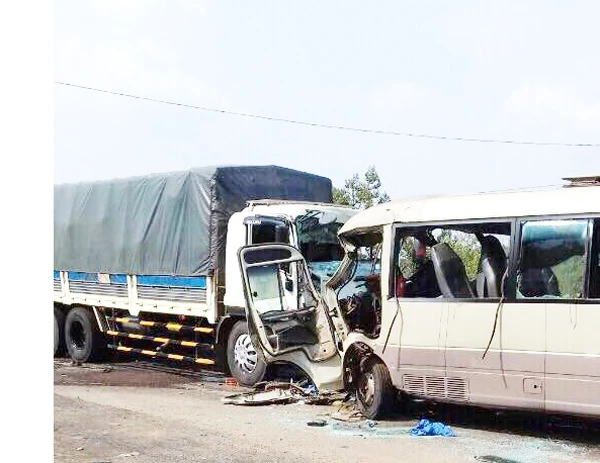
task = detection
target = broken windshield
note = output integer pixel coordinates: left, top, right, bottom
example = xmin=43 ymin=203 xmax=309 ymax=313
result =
xmin=295 ymin=209 xmax=356 ymax=291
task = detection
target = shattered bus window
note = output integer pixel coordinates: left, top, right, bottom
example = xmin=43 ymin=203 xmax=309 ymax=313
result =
xmin=296 ymin=209 xmax=356 ymax=293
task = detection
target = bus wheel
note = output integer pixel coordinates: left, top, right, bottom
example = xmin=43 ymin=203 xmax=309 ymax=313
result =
xmin=65 ymin=307 xmax=105 ymax=363
xmin=356 ymin=359 xmax=396 ymax=419
xmin=54 ymin=307 xmax=65 ymax=356
xmin=226 ymin=321 xmax=266 ymax=386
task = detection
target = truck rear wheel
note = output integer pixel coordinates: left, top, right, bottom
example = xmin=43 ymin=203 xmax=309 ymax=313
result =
xmin=54 ymin=307 xmax=65 ymax=356
xmin=64 ymin=307 xmax=105 ymax=363
xmin=227 ymin=321 xmax=267 ymax=386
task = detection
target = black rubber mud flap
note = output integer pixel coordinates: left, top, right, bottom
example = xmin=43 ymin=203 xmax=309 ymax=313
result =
xmin=54 ymin=306 xmax=66 ymax=356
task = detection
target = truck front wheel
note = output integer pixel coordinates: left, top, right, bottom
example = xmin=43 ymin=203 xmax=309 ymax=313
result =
xmin=226 ymin=321 xmax=267 ymax=386
xmin=64 ymin=307 xmax=105 ymax=363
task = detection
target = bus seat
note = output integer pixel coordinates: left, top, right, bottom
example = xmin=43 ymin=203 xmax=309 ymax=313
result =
xmin=475 ymin=235 xmax=507 ymax=298
xmin=518 ymin=267 xmax=560 ymax=297
xmin=431 ymin=243 xmax=475 ymax=298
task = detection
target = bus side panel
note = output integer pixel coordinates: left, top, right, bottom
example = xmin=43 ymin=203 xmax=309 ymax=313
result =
xmin=545 ymin=302 xmax=600 ymax=417
xmin=443 ymin=301 xmax=545 ymax=411
xmin=376 ymin=299 xmax=446 ymax=389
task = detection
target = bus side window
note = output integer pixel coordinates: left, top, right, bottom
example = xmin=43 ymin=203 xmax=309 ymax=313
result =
xmin=588 ymin=219 xmax=600 ymax=299
xmin=516 ymin=219 xmax=589 ymax=299
xmin=394 ymin=224 xmax=511 ymax=299
xmin=394 ymin=231 xmax=442 ymax=299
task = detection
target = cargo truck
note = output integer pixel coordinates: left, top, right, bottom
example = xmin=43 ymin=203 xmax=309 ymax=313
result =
xmin=54 ymin=165 xmax=356 ymax=386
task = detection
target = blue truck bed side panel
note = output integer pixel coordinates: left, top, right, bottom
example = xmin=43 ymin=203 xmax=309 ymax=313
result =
xmin=137 ymin=275 xmax=207 ymax=289
xmin=57 ymin=271 xmax=206 ymax=289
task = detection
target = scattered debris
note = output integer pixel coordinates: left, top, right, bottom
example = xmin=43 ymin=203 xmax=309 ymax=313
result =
xmin=222 ymin=387 xmax=298 ymax=406
xmin=303 ymin=390 xmax=347 ymax=405
xmin=327 ymin=422 xmax=414 ymax=438
xmin=222 ymin=380 xmax=345 ymax=406
xmin=475 ymin=456 xmax=523 ymax=463
xmin=306 ymin=419 xmax=328 ymax=427
xmin=365 ymin=419 xmax=377 ymax=428
xmin=330 ymin=409 xmax=364 ymax=422
xmin=302 ymin=383 xmax=317 ymax=395
xmin=330 ymin=397 xmax=364 ymax=422
xmin=409 ymin=419 xmax=456 ymax=437
xmin=116 ymin=451 xmax=140 ymax=458
xmin=223 ymin=378 xmax=238 ymax=386
xmin=76 ymin=447 xmax=84 ymax=451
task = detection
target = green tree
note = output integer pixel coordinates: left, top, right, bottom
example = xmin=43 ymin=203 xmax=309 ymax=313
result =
xmin=437 ymin=230 xmax=481 ymax=281
xmin=332 ymin=166 xmax=390 ymax=209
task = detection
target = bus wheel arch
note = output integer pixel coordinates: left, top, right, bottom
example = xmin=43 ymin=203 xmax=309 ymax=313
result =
xmin=342 ymin=342 xmax=373 ymax=390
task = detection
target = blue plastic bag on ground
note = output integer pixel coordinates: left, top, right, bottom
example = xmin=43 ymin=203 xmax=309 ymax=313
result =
xmin=409 ymin=419 xmax=456 ymax=437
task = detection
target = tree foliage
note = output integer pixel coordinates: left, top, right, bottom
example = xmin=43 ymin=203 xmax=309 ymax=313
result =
xmin=437 ymin=230 xmax=481 ymax=281
xmin=332 ymin=166 xmax=390 ymax=209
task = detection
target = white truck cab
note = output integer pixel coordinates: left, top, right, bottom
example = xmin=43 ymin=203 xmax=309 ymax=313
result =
xmin=221 ymin=200 xmax=356 ymax=386
xmin=224 ymin=201 xmax=356 ymax=310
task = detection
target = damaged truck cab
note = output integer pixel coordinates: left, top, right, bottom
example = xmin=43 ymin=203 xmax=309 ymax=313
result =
xmin=237 ymin=222 xmax=389 ymax=415
xmin=238 ymin=223 xmax=383 ymax=404
xmin=224 ymin=203 xmax=356 ymax=385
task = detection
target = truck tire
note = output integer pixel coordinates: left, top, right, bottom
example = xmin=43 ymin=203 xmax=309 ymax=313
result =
xmin=227 ymin=320 xmax=267 ymax=386
xmin=64 ymin=307 xmax=105 ymax=363
xmin=54 ymin=307 xmax=66 ymax=356
xmin=356 ymin=358 xmax=396 ymax=419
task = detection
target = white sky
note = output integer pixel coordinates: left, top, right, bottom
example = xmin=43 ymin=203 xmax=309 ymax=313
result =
xmin=55 ymin=1 xmax=600 ymax=198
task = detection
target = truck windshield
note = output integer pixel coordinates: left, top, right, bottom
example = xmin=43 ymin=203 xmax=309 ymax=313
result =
xmin=295 ymin=209 xmax=356 ymax=291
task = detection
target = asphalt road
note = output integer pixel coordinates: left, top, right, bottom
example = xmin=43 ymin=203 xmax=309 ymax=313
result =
xmin=54 ymin=359 xmax=600 ymax=463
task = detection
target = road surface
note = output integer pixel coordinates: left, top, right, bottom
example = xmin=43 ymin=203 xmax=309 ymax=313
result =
xmin=54 ymin=359 xmax=600 ymax=463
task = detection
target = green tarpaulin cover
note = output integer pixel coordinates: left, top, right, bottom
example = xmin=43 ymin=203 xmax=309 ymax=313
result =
xmin=54 ymin=165 xmax=332 ymax=276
